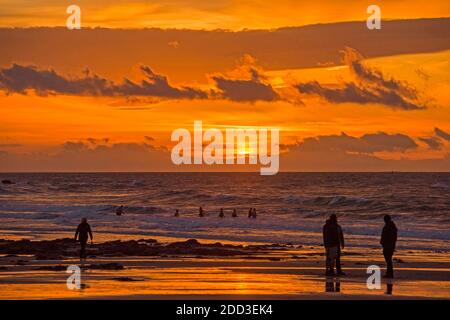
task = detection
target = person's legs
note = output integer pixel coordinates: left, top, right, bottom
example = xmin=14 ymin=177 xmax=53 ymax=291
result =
xmin=80 ymin=241 xmax=87 ymax=260
xmin=325 ymin=247 xmax=331 ymax=274
xmin=326 ymin=246 xmax=338 ymax=275
xmin=383 ymin=248 xmax=394 ymax=277
xmin=336 ymin=247 xmax=342 ymax=274
xmin=329 ymin=247 xmax=337 ymax=271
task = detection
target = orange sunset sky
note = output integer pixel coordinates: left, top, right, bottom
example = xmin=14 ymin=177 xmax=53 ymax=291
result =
xmin=0 ymin=0 xmax=449 ymax=171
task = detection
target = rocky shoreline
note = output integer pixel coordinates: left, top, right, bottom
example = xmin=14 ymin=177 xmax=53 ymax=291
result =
xmin=0 ymin=238 xmax=290 ymax=260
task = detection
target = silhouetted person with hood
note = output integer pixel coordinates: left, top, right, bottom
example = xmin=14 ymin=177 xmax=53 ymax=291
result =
xmin=380 ymin=214 xmax=397 ymax=278
xmin=323 ymin=214 xmax=344 ymax=276
xmin=74 ymin=218 xmax=93 ymax=261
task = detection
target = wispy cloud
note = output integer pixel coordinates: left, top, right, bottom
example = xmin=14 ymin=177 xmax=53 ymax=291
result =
xmin=434 ymin=127 xmax=450 ymax=141
xmin=296 ymin=47 xmax=428 ymax=110
xmin=212 ymin=68 xmax=280 ymax=102
xmin=288 ymin=131 xmax=418 ymax=154
xmin=0 ymin=64 xmax=208 ymax=99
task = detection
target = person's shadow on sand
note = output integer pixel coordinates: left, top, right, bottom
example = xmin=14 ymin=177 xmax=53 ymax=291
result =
xmin=325 ymin=276 xmax=341 ymax=293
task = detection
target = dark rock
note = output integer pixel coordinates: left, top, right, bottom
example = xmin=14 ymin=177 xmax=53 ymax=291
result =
xmin=167 ymin=239 xmax=201 ymax=248
xmin=1 ymin=180 xmax=14 ymax=184
xmin=35 ymin=265 xmax=67 ymax=271
xmin=111 ymin=277 xmax=144 ymax=282
xmin=35 ymin=254 xmax=63 ymax=260
xmin=88 ymin=263 xmax=124 ymax=270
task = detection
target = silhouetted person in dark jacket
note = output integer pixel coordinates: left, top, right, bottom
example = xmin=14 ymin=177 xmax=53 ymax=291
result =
xmin=323 ymin=214 xmax=345 ymax=276
xmin=380 ymin=214 xmax=397 ymax=278
xmin=74 ymin=218 xmax=93 ymax=261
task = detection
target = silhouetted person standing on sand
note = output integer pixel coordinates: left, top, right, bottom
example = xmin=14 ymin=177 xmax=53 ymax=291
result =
xmin=199 ymin=207 xmax=204 ymax=217
xmin=219 ymin=208 xmax=224 ymax=218
xmin=323 ymin=214 xmax=344 ymax=276
xmin=252 ymin=208 xmax=257 ymax=219
xmin=174 ymin=209 xmax=179 ymax=217
xmin=248 ymin=208 xmax=252 ymax=218
xmin=380 ymin=214 xmax=397 ymax=278
xmin=232 ymin=209 xmax=238 ymax=217
xmin=75 ymin=218 xmax=93 ymax=261
xmin=335 ymin=217 xmax=345 ymax=276
xmin=116 ymin=205 xmax=124 ymax=216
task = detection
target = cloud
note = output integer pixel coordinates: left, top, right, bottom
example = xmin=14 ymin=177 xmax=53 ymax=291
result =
xmin=434 ymin=127 xmax=450 ymax=141
xmin=418 ymin=127 xmax=450 ymax=150
xmin=419 ymin=137 xmax=443 ymax=150
xmin=211 ymin=55 xmax=280 ymax=102
xmin=292 ymin=132 xmax=418 ymax=154
xmin=296 ymin=48 xmax=428 ymax=110
xmin=0 ymin=64 xmax=207 ymax=99
xmin=0 ymin=61 xmax=280 ymax=103
xmin=0 ymin=140 xmax=172 ymax=172
xmin=212 ymin=68 xmax=279 ymax=102
xmin=281 ymin=130 xmax=450 ymax=172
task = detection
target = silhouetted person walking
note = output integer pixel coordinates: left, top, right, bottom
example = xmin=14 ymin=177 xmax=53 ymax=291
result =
xmin=323 ymin=214 xmax=344 ymax=276
xmin=248 ymin=208 xmax=252 ymax=218
xmin=199 ymin=207 xmax=204 ymax=217
xmin=75 ymin=218 xmax=93 ymax=261
xmin=380 ymin=214 xmax=397 ymax=278
xmin=252 ymin=208 xmax=257 ymax=219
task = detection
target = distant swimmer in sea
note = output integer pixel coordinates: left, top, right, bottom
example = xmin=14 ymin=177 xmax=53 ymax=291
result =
xmin=252 ymin=208 xmax=257 ymax=219
xmin=380 ymin=214 xmax=398 ymax=278
xmin=116 ymin=205 xmax=124 ymax=216
xmin=74 ymin=218 xmax=93 ymax=261
xmin=219 ymin=208 xmax=224 ymax=218
xmin=174 ymin=209 xmax=179 ymax=217
xmin=232 ymin=209 xmax=238 ymax=218
xmin=199 ymin=207 xmax=205 ymax=217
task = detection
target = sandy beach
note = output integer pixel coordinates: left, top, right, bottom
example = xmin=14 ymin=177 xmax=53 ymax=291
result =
xmin=0 ymin=237 xmax=448 ymax=300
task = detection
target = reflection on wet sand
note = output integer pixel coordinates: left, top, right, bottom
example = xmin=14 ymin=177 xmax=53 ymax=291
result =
xmin=325 ymin=276 xmax=341 ymax=293
xmin=0 ymin=254 xmax=449 ymax=299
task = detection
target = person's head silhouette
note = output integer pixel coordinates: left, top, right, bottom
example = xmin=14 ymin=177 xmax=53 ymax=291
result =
xmin=384 ymin=214 xmax=391 ymax=223
xmin=330 ymin=214 xmax=337 ymax=224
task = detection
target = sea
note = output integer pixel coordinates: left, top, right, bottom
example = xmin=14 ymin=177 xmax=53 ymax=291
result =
xmin=0 ymin=173 xmax=449 ymax=251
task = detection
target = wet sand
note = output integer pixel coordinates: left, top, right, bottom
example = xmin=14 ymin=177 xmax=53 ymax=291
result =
xmin=0 ymin=239 xmax=449 ymax=299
